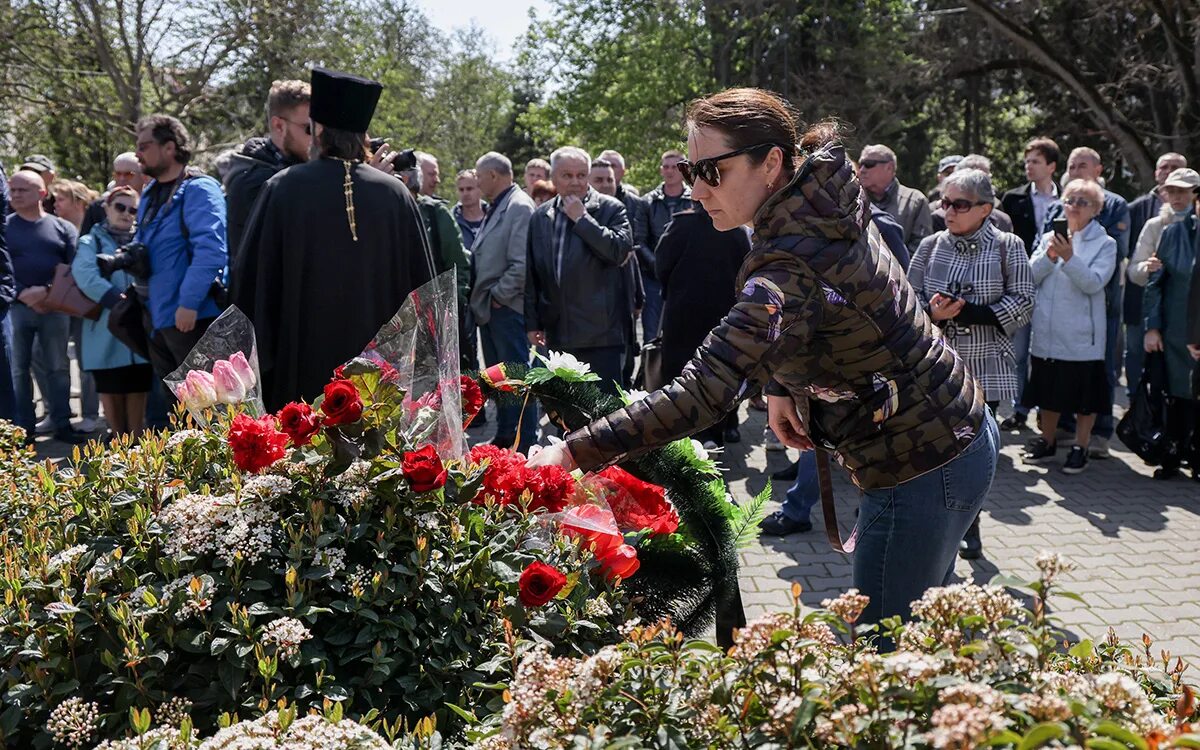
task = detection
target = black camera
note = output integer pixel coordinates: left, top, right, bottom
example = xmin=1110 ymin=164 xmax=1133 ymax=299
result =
xmin=96 ymin=241 xmax=151 ymax=280
xmin=367 ymin=138 xmax=417 ymax=172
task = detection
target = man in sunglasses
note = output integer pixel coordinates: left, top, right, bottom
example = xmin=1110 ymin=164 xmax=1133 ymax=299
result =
xmin=525 ymin=146 xmax=635 ymax=395
xmin=81 ymin=153 xmax=145 ymax=235
xmin=224 ymin=79 xmax=312 ymax=261
xmin=857 ymin=144 xmax=933 ymax=256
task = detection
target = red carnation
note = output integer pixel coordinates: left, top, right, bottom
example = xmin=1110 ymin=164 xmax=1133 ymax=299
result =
xmin=598 ymin=544 xmax=640 ymax=581
xmin=321 ymin=379 xmax=364 ymax=426
xmin=561 ymin=503 xmax=623 ymax=556
xmin=526 ymin=464 xmax=575 ymax=513
xmin=277 ymin=402 xmax=322 ymax=446
xmin=460 ymin=376 xmax=484 ymax=427
xmin=402 ymin=445 xmax=448 ymax=492
xmin=518 ymin=561 xmax=567 ymax=607
xmin=597 ymin=467 xmax=679 ymax=536
xmin=227 ymin=413 xmax=289 ymax=474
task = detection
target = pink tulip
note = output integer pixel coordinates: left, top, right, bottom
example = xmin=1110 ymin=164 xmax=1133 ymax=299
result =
xmin=228 ymin=351 xmax=257 ymax=391
xmin=183 ymin=370 xmax=217 ymax=410
xmin=212 ymin=360 xmax=247 ymax=404
xmin=173 ymin=377 xmax=195 ymax=405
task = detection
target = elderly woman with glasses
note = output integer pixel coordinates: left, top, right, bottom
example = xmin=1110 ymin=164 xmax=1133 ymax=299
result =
xmin=1021 ymin=179 xmax=1117 ymax=475
xmin=907 ymin=168 xmax=1034 ymax=559
xmin=529 ymin=87 xmax=999 ymax=629
xmin=71 ymin=186 xmax=153 ymax=438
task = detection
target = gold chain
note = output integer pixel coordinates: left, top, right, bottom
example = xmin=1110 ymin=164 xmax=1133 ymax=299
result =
xmin=342 ymin=160 xmax=358 ymax=242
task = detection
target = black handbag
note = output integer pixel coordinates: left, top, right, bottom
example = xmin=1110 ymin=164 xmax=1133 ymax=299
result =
xmin=1116 ymin=352 xmax=1172 ymax=465
xmin=106 ymin=286 xmax=151 ymax=361
xmin=640 ymin=336 xmax=665 ymax=391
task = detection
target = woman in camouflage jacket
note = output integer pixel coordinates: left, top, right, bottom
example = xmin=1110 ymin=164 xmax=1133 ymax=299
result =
xmin=530 ymin=88 xmax=1000 ymax=625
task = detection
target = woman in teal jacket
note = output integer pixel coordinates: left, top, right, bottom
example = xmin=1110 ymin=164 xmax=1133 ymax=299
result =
xmin=72 ymin=187 xmax=152 ymax=437
xmin=1144 ymin=186 xmax=1199 ymax=481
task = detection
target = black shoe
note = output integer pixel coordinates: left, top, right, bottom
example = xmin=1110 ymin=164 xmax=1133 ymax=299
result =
xmin=1062 ymin=445 xmax=1088 ymax=474
xmin=1154 ymin=465 xmax=1180 ymax=481
xmin=1022 ymin=437 xmax=1057 ymax=464
xmin=771 ymin=461 xmax=800 ymax=482
xmin=999 ymin=413 xmax=1028 ymax=431
xmin=958 ymin=517 xmax=982 ymax=559
xmin=490 ymin=435 xmax=516 ymax=448
xmin=52 ymin=428 xmax=90 ymax=445
xmin=759 ymin=510 xmax=812 ymax=536
xmin=723 ymin=427 xmax=742 ymax=444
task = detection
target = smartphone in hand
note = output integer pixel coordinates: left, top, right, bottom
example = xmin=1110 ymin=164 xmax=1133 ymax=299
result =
xmin=1052 ymin=217 xmax=1069 ymax=239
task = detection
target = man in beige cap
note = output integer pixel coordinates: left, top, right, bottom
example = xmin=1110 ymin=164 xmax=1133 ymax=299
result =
xmin=1128 ymin=167 xmax=1200 ymax=287
xmin=856 ymin=144 xmax=932 ymax=255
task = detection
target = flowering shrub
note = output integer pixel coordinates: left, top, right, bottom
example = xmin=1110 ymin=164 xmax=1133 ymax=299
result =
xmin=0 ymin=359 xmax=635 ymax=747
xmin=469 ymin=554 xmax=1200 ymax=749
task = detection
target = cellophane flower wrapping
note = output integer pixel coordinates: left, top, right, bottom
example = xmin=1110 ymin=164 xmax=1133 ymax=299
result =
xmin=164 ymin=306 xmax=264 ymax=426
xmin=358 ymin=270 xmax=465 ymax=461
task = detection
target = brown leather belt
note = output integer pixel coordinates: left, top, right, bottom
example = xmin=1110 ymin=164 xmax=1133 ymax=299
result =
xmin=816 ymin=448 xmax=857 ymax=554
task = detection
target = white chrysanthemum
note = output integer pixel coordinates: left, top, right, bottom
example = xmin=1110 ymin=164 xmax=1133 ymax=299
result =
xmin=260 ymin=617 xmax=313 ymax=659
xmin=543 ymin=350 xmax=592 ymax=376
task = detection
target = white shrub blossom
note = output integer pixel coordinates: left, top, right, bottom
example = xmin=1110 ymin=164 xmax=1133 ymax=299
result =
xmin=260 ymin=617 xmax=313 ymax=659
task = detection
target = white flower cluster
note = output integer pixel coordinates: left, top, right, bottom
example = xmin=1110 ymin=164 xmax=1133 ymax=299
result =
xmin=45 ymin=697 xmax=99 ymax=749
xmin=165 ymin=429 xmax=204 ymax=449
xmin=314 ymin=547 xmax=347 ymax=576
xmin=94 ymin=726 xmax=184 ymax=750
xmin=583 ymin=598 xmax=612 ymax=619
xmin=260 ymin=617 xmax=313 ymax=659
xmin=728 ymin=612 xmax=837 ymax=661
xmin=241 ymin=474 xmax=294 ymax=500
xmin=345 ymin=565 xmax=372 ymax=597
xmin=910 ymin=583 xmax=1021 ymax=629
xmin=1035 ymin=550 xmax=1076 ymax=582
xmin=157 ymin=493 xmax=279 ymax=566
xmin=161 ymin=575 xmax=215 ymax=620
xmin=154 ymin=696 xmax=193 ymax=728
xmin=47 ymin=544 xmax=88 ymax=570
xmin=1091 ymin=671 xmax=1168 ymax=734
xmin=197 ymin=711 xmax=391 ymax=750
xmin=821 ymin=588 xmax=871 ymax=624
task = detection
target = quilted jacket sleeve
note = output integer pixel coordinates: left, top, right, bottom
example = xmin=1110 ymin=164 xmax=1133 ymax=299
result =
xmin=567 ymin=251 xmax=825 ymax=471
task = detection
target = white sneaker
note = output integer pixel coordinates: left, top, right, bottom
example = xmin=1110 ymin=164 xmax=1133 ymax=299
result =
xmin=76 ymin=417 xmax=100 ymax=433
xmin=1088 ymin=437 xmax=1110 ymax=459
xmin=35 ymin=415 xmax=54 ymax=434
xmin=763 ymin=427 xmax=785 ymax=452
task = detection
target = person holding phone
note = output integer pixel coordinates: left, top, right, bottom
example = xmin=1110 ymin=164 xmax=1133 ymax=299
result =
xmin=907 ymin=168 xmax=1034 ymax=559
xmin=1021 ymin=179 xmax=1117 ymax=474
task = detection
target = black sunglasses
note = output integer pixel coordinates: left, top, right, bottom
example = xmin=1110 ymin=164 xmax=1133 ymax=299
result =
xmin=109 ymin=202 xmax=137 ymax=215
xmin=859 ymin=159 xmax=888 ymax=170
xmin=941 ymin=197 xmax=988 ymax=212
xmin=677 ymin=143 xmax=786 ymax=187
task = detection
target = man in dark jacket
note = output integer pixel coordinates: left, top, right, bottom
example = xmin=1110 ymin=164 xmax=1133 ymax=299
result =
xmin=1125 ymin=152 xmax=1187 ymax=397
xmin=223 ymin=80 xmax=311 ymax=260
xmin=637 ymin=150 xmax=694 ymax=341
xmin=525 ymin=146 xmax=634 ymax=395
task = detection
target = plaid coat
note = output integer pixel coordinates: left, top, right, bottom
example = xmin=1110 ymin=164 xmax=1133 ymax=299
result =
xmin=565 ymin=146 xmax=986 ymax=490
xmin=908 ymin=224 xmax=1035 ymax=403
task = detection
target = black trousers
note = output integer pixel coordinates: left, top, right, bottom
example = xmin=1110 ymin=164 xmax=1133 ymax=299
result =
xmin=1162 ymin=397 xmax=1199 ymax=469
xmin=148 ymin=318 xmax=215 ymax=408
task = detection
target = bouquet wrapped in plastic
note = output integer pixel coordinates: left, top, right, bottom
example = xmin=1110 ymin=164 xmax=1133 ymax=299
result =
xmin=164 ymin=306 xmax=263 ymax=426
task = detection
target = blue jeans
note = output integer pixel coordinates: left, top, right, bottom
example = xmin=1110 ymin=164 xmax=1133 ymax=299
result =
xmin=1093 ymin=306 xmax=1121 ymax=440
xmin=1124 ymin=321 xmax=1145 ymax=399
xmin=0 ymin=313 xmax=15 ymax=422
xmin=642 ymin=277 xmax=664 ymax=341
xmin=480 ymin=304 xmax=537 ymax=448
xmin=1011 ymin=322 xmax=1031 ymax=417
xmin=10 ymin=304 xmax=73 ymax=432
xmin=568 ymin=345 xmax=626 ymax=397
xmin=781 ymin=450 xmax=819 ymax=523
xmin=70 ymin=317 xmax=99 ymax=420
xmin=855 ymin=410 xmax=1000 ymax=624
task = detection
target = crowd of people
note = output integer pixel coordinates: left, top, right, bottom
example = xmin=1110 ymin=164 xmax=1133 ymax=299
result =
xmin=0 ymin=72 xmax=1198 ymax=577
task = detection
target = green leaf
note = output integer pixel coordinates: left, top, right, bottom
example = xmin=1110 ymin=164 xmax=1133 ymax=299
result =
xmin=444 ymin=702 xmax=477 ymax=724
xmin=1169 ymin=735 xmax=1200 ymax=748
xmin=1018 ymin=722 xmax=1070 ymax=750
xmin=1084 ymin=740 xmax=1135 ymax=750
xmin=1068 ymin=639 xmax=1094 ymax=659
xmin=728 ymin=484 xmax=771 ymax=550
xmin=1089 ymin=721 xmax=1147 ymax=749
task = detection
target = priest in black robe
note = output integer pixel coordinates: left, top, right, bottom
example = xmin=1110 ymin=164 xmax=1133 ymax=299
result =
xmin=231 ymin=67 xmax=436 ymax=411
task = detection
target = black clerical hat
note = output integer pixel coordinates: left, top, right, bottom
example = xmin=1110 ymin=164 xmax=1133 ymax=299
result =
xmin=309 ymin=67 xmax=383 ymax=132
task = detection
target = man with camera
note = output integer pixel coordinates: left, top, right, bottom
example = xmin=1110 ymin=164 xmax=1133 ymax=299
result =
xmin=4 ymin=170 xmax=87 ymax=444
xmin=133 ymin=115 xmax=229 ymax=395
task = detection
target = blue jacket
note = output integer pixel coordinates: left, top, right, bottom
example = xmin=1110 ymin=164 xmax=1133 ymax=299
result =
xmin=137 ymin=175 xmax=227 ymax=331
xmin=73 ymin=224 xmax=148 ymax=371
xmin=1028 ymin=220 xmax=1117 ymax=362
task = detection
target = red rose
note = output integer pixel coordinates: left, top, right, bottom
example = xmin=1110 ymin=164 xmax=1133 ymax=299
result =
xmin=321 ymin=379 xmax=364 ymax=426
xmin=518 ymin=561 xmax=568 ymax=607
xmin=598 ymin=544 xmax=640 ymax=580
xmin=277 ymin=402 xmax=322 ymax=446
xmin=227 ymin=414 xmax=289 ymax=474
xmin=402 ymin=445 xmax=447 ymax=492
xmin=460 ymin=376 xmax=484 ymax=426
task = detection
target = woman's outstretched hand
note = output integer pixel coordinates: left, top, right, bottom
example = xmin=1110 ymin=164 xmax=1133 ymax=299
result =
xmin=525 ymin=440 xmax=579 ymax=471
xmin=767 ymin=395 xmax=814 ymax=451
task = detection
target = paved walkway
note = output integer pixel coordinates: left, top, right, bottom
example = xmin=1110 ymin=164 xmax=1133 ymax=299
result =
xmin=722 ymin=404 xmax=1200 ymax=665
